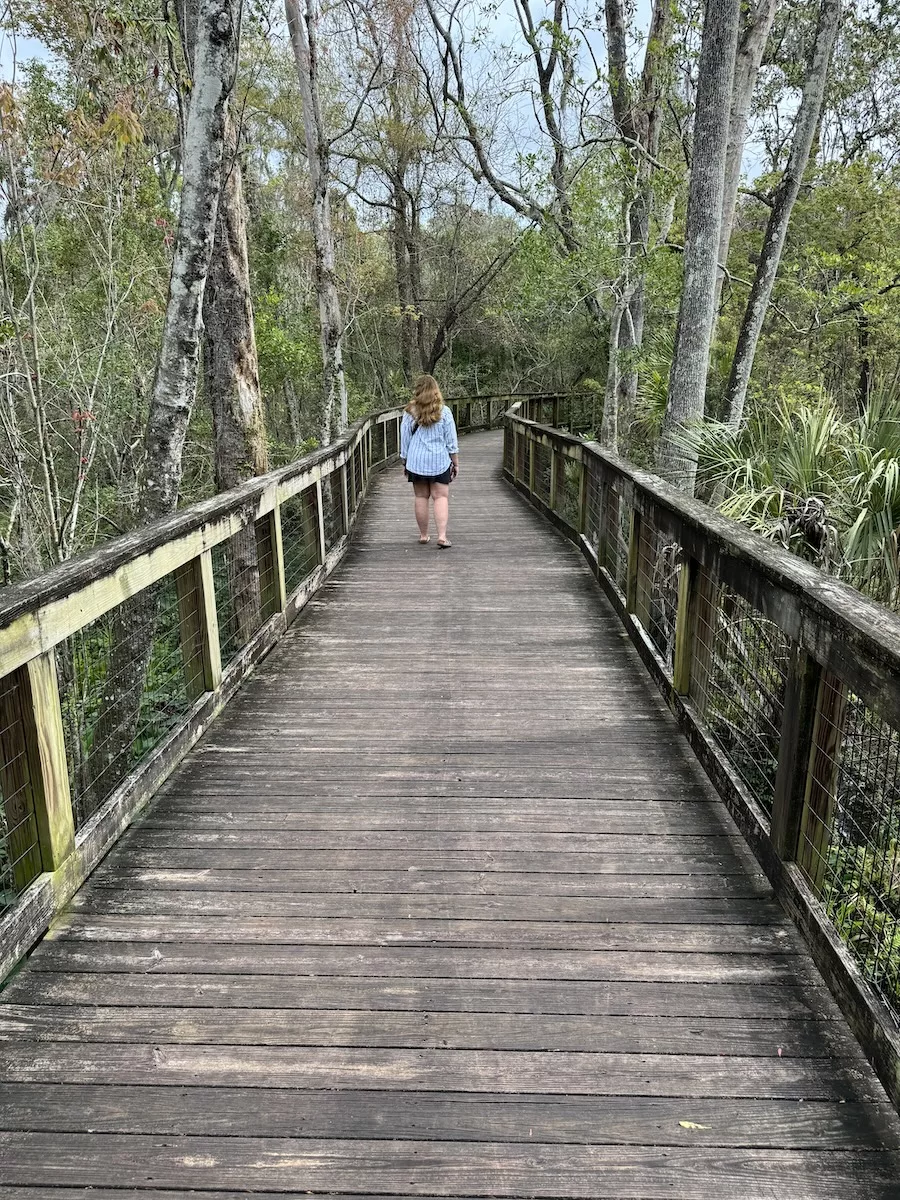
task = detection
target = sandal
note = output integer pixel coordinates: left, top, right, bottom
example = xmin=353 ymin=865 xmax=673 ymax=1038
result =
xmin=418 ymin=535 xmax=431 ymax=544
xmin=437 ymin=539 xmax=452 ymax=549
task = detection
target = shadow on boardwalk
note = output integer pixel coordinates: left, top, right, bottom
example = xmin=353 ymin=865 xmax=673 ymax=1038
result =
xmin=0 ymin=431 xmax=899 ymax=1198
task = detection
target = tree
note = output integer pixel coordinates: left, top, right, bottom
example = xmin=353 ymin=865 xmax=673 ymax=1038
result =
xmin=602 ymin=0 xmax=673 ymax=449
xmin=723 ymin=0 xmax=843 ymax=428
xmin=712 ymin=0 xmax=778 ymax=317
xmin=286 ymin=0 xmax=349 ymax=440
xmin=90 ymin=0 xmax=242 ymax=803
xmin=657 ymin=0 xmax=742 ymax=491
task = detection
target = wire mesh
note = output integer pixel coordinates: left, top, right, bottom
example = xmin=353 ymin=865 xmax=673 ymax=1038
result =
xmin=58 ymin=574 xmax=197 ymax=830
xmin=554 ymin=455 xmax=582 ymax=529
xmin=0 ymin=670 xmax=43 ymax=912
xmin=634 ymin=514 xmax=682 ymax=667
xmin=689 ymin=571 xmax=790 ymax=814
xmin=280 ymin=486 xmax=321 ymax=595
xmin=322 ymin=472 xmax=344 ymax=552
xmin=211 ymin=529 xmax=263 ymax=667
xmin=503 ymin=425 xmax=515 ymax=474
xmin=386 ymin=418 xmax=399 ymax=458
xmin=796 ymin=685 xmax=900 ymax=1021
xmin=533 ymin=441 xmax=551 ymax=504
xmin=352 ymin=444 xmax=365 ymax=517
xmin=584 ymin=460 xmax=603 ymax=559
xmin=602 ymin=486 xmax=630 ymax=593
xmin=372 ymin=422 xmax=386 ymax=464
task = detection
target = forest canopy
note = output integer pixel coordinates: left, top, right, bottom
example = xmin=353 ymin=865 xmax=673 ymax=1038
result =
xmin=1 ymin=0 xmax=899 ymax=601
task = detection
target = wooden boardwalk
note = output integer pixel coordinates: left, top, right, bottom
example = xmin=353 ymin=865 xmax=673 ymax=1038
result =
xmin=1 ymin=431 xmax=899 ymax=1197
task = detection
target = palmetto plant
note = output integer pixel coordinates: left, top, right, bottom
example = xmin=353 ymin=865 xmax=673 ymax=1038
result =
xmin=684 ymin=385 xmax=900 ymax=604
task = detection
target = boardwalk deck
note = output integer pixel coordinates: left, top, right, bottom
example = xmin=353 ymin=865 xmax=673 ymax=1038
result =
xmin=1 ymin=431 xmax=899 ymax=1198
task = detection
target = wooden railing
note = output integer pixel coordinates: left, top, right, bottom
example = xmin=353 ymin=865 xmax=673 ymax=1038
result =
xmin=0 ymin=398 xmax=509 ymax=980
xmin=505 ymin=395 xmax=900 ymax=1110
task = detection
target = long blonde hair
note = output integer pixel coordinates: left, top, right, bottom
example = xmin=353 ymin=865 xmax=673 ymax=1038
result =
xmin=407 ymin=375 xmax=443 ymax=426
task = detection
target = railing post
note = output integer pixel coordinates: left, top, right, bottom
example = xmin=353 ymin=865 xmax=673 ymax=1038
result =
xmin=340 ymin=461 xmax=351 ymax=532
xmin=175 ymin=550 xmax=222 ymax=699
xmin=672 ymin=557 xmax=717 ymax=700
xmin=256 ymin=505 xmax=287 ymax=620
xmin=24 ymin=651 xmax=76 ymax=871
xmin=771 ymin=646 xmax=823 ymax=860
xmin=625 ymin=507 xmax=642 ymax=614
xmin=796 ymin=671 xmax=848 ymax=891
xmin=315 ymin=477 xmax=327 ymax=563
xmin=597 ymin=477 xmax=615 ymax=572
xmin=577 ymin=458 xmax=589 ymax=536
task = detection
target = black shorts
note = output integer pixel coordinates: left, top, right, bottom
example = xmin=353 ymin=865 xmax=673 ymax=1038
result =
xmin=406 ymin=467 xmax=452 ymax=485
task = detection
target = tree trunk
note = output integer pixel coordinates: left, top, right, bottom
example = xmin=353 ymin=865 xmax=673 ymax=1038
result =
xmin=712 ymin=0 xmax=778 ymax=317
xmin=604 ymin=0 xmax=671 ymax=445
xmin=286 ymin=0 xmax=348 ymax=443
xmin=142 ymin=0 xmax=241 ymax=522
xmin=203 ymin=115 xmax=269 ymax=646
xmin=724 ymin=0 xmax=841 ymax=429
xmin=657 ymin=0 xmax=742 ymax=491
xmin=89 ymin=0 xmax=240 ymax=804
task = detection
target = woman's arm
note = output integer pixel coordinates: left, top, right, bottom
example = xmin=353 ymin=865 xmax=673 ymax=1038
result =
xmin=444 ymin=408 xmax=459 ymax=473
xmin=399 ymin=413 xmax=411 ymax=462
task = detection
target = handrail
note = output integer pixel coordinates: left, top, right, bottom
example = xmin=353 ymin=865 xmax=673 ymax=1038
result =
xmin=504 ymin=394 xmax=900 ymax=1111
xmin=0 ymin=395 xmax=506 ymax=980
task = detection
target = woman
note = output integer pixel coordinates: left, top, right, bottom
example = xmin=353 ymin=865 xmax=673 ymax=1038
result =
xmin=399 ymin=375 xmax=459 ymax=549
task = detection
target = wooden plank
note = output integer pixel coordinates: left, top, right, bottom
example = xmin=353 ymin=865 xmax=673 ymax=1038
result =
xmin=4 ymin=1086 xmax=896 ymax=1149
xmin=82 ymin=867 xmax=776 ymax=898
xmin=1 ymin=1133 xmax=899 ymax=1198
xmin=0 ymin=1005 xmax=849 ymax=1056
xmin=0 ymin=1044 xmax=879 ymax=1099
xmin=48 ymin=914 xmax=799 ymax=954
xmin=105 ymin=847 xmax=751 ymax=873
xmin=69 ymin=891 xmax=785 ymax=924
xmin=0 ymin=971 xmax=837 ymax=1018
xmin=24 ymin=651 xmax=76 ymax=870
xmin=23 ymin=941 xmax=817 ymax=984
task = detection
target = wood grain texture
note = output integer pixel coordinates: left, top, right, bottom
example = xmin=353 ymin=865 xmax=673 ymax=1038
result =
xmin=1 ymin=432 xmax=898 ymax=1196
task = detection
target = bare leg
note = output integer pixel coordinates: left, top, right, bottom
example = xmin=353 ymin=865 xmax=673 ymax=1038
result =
xmin=413 ymin=480 xmax=431 ymax=540
xmin=431 ymin=482 xmax=450 ymax=544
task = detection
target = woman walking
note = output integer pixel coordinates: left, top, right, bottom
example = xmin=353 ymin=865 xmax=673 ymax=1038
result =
xmin=400 ymin=375 xmax=459 ymax=548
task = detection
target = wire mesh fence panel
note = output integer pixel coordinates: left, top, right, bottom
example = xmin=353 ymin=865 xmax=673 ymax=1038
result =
xmin=566 ymin=394 xmax=594 ymax=434
xmin=372 ymin=422 xmax=386 ymax=464
xmin=533 ymin=442 xmax=551 ymax=504
xmin=556 ymin=456 xmax=581 ymax=528
xmin=503 ymin=427 xmax=515 ymax=474
xmin=57 ymin=575 xmax=197 ymax=830
xmin=584 ymin=461 xmax=603 ymax=558
xmin=635 ymin=515 xmax=682 ymax=667
xmin=689 ymin=573 xmax=790 ymax=815
xmin=353 ymin=445 xmax=365 ymax=516
xmin=386 ymin=418 xmax=399 ymax=458
xmin=322 ymin=473 xmax=344 ymax=552
xmin=796 ymin=686 xmax=900 ymax=1021
xmin=602 ymin=486 xmax=630 ymax=593
xmin=0 ymin=671 xmax=43 ymax=913
xmin=211 ymin=529 xmax=263 ymax=668
xmin=280 ymin=487 xmax=321 ymax=596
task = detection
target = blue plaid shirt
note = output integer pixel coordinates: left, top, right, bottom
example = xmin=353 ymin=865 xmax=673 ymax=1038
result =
xmin=400 ymin=407 xmax=459 ymax=476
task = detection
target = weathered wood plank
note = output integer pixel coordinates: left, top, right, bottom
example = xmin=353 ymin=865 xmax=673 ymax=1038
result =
xmin=47 ymin=915 xmax=798 ymax=953
xmin=0 ymin=1005 xmax=847 ymax=1056
xmin=3 ymin=972 xmax=831 ymax=1018
xmin=1 ymin=1087 xmax=896 ymax=1149
xmin=24 ymin=941 xmax=815 ymax=984
xmin=0 ymin=1044 xmax=880 ymax=1099
xmin=1 ymin=1134 xmax=899 ymax=1198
